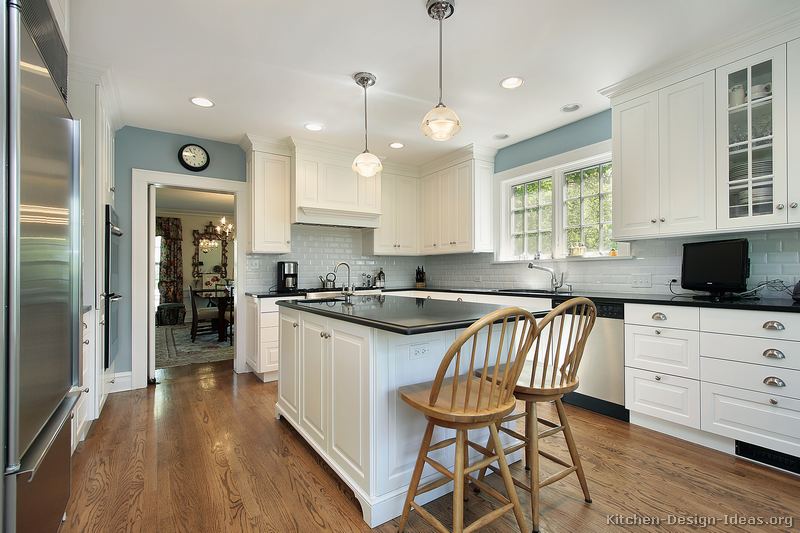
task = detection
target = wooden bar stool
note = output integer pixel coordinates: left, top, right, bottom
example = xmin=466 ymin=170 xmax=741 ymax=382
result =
xmin=397 ymin=307 xmax=539 ymax=533
xmin=475 ymin=297 xmax=597 ymax=533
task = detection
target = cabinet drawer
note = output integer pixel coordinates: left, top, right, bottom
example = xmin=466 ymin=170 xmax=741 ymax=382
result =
xmin=260 ymin=312 xmax=279 ymax=328
xmin=625 ymin=325 xmax=699 ymax=378
xmin=260 ymin=326 xmax=279 ymax=343
xmin=258 ymin=298 xmax=282 ymax=313
xmin=625 ymin=304 xmax=698 ymax=330
xmin=261 ymin=341 xmax=279 ymax=372
xmin=700 ymin=357 xmax=800 ymax=399
xmin=625 ymin=367 xmax=700 ymax=428
xmin=701 ymin=382 xmax=800 ymax=457
xmin=700 ymin=308 xmax=800 ymax=340
xmin=700 ymin=332 xmax=800 ymax=371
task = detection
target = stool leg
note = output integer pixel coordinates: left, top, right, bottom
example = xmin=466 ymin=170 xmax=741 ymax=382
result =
xmin=555 ymin=398 xmax=592 ymax=503
xmin=463 ymin=429 xmax=471 ymax=501
xmin=528 ymin=402 xmax=540 ymax=533
xmin=475 ymin=421 xmax=500 ymax=489
xmin=398 ymin=421 xmax=435 ymax=532
xmin=490 ymin=423 xmax=527 ymax=533
xmin=453 ymin=429 xmax=466 ymax=533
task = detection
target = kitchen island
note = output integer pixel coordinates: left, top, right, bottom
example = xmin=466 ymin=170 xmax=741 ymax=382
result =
xmin=275 ymin=294 xmax=551 ymax=527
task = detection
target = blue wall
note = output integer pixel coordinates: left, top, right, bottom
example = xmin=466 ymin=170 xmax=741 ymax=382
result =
xmin=114 ymin=126 xmax=246 ymax=372
xmin=494 ymin=109 xmax=611 ymax=173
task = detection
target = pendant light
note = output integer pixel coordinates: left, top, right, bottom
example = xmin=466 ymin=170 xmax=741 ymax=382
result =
xmin=352 ymin=72 xmax=383 ymax=178
xmin=420 ymin=0 xmax=461 ymax=142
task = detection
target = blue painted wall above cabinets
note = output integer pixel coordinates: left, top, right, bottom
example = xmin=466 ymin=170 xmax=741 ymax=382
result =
xmin=494 ymin=109 xmax=611 ymax=173
xmin=113 ymin=126 xmax=246 ymax=372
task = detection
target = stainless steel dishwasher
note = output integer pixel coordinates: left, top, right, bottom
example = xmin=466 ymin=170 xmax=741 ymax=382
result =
xmin=555 ymin=298 xmax=628 ymax=421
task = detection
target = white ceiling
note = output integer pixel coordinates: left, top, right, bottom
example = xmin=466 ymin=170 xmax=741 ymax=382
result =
xmin=71 ymin=0 xmax=799 ymax=165
xmin=155 ymin=187 xmax=234 ymax=214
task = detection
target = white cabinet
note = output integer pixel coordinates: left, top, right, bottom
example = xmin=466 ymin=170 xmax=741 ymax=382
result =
xmin=613 ymin=72 xmax=716 ymax=240
xmin=248 ymin=151 xmax=291 ymax=254
xmin=300 ymin=314 xmax=329 ymax=450
xmin=419 ymin=159 xmax=492 ymax=255
xmin=278 ymin=309 xmax=300 ymax=423
xmin=788 ymin=39 xmax=800 ymax=224
xmin=364 ymin=173 xmax=418 ymax=255
xmin=716 ymin=45 xmax=788 ymax=229
xmin=612 ymin=93 xmax=660 ymax=238
xmin=247 ymin=296 xmax=282 ymax=380
xmin=625 ymin=325 xmax=699 ymax=379
xmin=625 ymin=367 xmax=700 ymax=428
xmin=291 ymin=139 xmax=381 ymax=228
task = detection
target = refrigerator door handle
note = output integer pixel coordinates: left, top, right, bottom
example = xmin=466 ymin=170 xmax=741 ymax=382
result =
xmin=14 ymin=392 xmax=79 ymax=482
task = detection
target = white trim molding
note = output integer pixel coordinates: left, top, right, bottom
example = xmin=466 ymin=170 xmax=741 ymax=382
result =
xmin=130 ymin=169 xmax=250 ymax=390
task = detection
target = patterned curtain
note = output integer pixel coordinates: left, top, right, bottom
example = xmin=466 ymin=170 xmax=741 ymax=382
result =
xmin=155 ymin=217 xmax=183 ymax=303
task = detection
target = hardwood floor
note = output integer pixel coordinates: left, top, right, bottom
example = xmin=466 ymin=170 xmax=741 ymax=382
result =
xmin=62 ymin=361 xmax=799 ymax=532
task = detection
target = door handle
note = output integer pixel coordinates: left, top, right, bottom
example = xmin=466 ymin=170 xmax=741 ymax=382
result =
xmin=762 ymin=348 xmax=785 ymax=359
xmin=763 ymin=376 xmax=786 ymax=387
xmin=762 ymin=320 xmax=785 ymax=331
xmin=109 ymin=294 xmax=123 ymax=302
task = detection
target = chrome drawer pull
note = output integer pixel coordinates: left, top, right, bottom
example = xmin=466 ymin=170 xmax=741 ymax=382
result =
xmin=762 ymin=348 xmax=785 ymax=359
xmin=293 ymin=322 xmax=298 ymax=328
xmin=654 ymin=375 xmax=662 ymax=381
xmin=769 ymin=398 xmax=778 ymax=405
xmin=457 ymin=297 xmax=463 ymax=302
xmin=763 ymin=376 xmax=786 ymax=387
xmin=651 ymin=312 xmax=667 ymax=321
xmin=655 ymin=329 xmax=662 ymax=335
xmin=762 ymin=320 xmax=785 ymax=331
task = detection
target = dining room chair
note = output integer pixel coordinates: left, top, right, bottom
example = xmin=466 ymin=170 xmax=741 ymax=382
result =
xmin=189 ymin=287 xmax=221 ymax=342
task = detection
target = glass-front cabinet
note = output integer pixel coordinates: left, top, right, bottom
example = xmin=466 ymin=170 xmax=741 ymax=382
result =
xmin=716 ymin=45 xmax=787 ymax=228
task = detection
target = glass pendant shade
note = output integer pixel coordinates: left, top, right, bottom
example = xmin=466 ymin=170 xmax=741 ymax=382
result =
xmin=352 ymin=150 xmax=382 ymax=178
xmin=420 ymin=103 xmax=462 ymax=142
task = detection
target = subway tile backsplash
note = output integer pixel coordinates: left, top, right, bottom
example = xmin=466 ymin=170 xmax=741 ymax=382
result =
xmin=245 ymin=226 xmax=800 ymax=300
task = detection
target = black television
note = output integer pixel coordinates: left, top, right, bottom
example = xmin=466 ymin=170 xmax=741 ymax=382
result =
xmin=681 ymin=239 xmax=749 ymax=300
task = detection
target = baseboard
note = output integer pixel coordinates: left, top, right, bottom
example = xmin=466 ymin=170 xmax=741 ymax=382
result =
xmin=77 ymin=417 xmax=92 ymax=443
xmin=108 ymin=371 xmax=133 ymax=394
xmin=563 ymin=392 xmax=629 ymax=422
xmin=629 ymin=412 xmax=735 ymax=454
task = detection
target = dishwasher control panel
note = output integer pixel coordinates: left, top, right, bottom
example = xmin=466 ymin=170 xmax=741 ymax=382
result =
xmin=551 ymin=297 xmax=624 ymax=319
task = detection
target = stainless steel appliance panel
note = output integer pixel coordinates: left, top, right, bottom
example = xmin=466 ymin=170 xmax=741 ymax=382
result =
xmin=12 ymin=9 xmax=75 ymax=462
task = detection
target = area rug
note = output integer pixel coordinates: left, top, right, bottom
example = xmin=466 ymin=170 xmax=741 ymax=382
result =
xmin=155 ymin=324 xmax=234 ymax=368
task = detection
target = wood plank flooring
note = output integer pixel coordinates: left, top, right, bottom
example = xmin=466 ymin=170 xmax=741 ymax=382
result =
xmin=62 ymin=361 xmax=799 ymax=532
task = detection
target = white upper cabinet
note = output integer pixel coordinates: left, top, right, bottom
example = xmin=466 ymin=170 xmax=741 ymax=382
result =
xmin=788 ymin=39 xmax=800 ymax=224
xmin=612 ymin=93 xmax=660 ymax=238
xmin=247 ymin=150 xmax=292 ymax=254
xmin=658 ymin=72 xmax=717 ymax=235
xmin=420 ymin=172 xmax=441 ymax=254
xmin=716 ymin=45 xmax=787 ymax=229
xmin=363 ymin=173 xmax=418 ymax=255
xmin=291 ymin=139 xmax=381 ymax=228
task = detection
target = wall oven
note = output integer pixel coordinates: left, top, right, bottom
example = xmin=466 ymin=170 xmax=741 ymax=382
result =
xmin=104 ymin=205 xmax=123 ymax=369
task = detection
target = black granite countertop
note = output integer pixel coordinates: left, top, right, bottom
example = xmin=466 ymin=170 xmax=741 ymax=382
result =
xmin=382 ymin=288 xmax=800 ymax=313
xmin=246 ymin=287 xmax=381 ymax=298
xmin=276 ymin=294 xmax=549 ymax=335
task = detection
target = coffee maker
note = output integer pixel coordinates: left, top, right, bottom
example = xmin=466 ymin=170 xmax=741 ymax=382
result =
xmin=277 ymin=261 xmax=298 ymax=292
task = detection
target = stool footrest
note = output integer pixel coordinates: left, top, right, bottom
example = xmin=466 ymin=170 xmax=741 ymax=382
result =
xmin=409 ymin=501 xmax=449 ymax=533
xmin=538 ymin=425 xmax=565 ymax=439
xmin=498 ymin=425 xmax=526 ymax=442
xmin=539 ymin=448 xmax=572 ymax=469
xmin=465 ymin=454 xmax=499 ymax=475
xmin=503 ymin=412 xmax=526 ymax=422
xmin=466 ymin=440 xmax=492 ymax=456
xmin=537 ymin=416 xmax=559 ymax=428
xmin=485 ymin=464 xmax=532 ymax=493
xmin=469 ymin=476 xmax=511 ymax=506
xmin=427 ymin=437 xmax=456 ymax=452
xmin=424 ymin=457 xmax=454 ymax=479
xmin=540 ymin=466 xmax=578 ymax=488
xmin=415 ymin=475 xmax=451 ymax=497
xmin=463 ymin=503 xmax=515 ymax=533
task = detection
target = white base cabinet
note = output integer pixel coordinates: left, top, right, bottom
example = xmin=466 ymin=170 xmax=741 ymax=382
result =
xmin=246 ymin=296 xmax=283 ymax=381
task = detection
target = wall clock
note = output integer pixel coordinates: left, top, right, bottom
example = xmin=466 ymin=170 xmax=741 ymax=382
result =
xmin=178 ymin=143 xmax=210 ymax=172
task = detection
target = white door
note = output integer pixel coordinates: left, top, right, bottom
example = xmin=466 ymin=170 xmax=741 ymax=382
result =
xmin=300 ymin=315 xmax=328 ymax=449
xmin=395 ymin=175 xmax=419 ymax=254
xmin=251 ymin=152 xmax=291 ymax=253
xmin=788 ymin=39 xmax=800 ymax=224
xmin=658 ymin=72 xmax=717 ymax=235
xmin=372 ymin=173 xmax=397 ymax=254
xmin=612 ymin=92 xmax=661 ymax=238
xmin=716 ymin=45 xmax=788 ymax=228
xmin=328 ymin=321 xmax=371 ymax=488
xmin=420 ymin=173 xmax=441 ymax=254
xmin=278 ymin=310 xmax=300 ymax=423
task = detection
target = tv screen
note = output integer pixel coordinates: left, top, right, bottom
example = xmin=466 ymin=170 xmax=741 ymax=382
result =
xmin=681 ymin=239 xmax=749 ymax=295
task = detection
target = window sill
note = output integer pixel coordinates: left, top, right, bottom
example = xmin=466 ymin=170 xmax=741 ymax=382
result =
xmin=492 ymin=255 xmax=636 ymax=265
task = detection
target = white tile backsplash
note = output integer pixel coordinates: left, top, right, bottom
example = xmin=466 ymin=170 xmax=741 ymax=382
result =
xmin=244 ymin=227 xmax=800 ymax=300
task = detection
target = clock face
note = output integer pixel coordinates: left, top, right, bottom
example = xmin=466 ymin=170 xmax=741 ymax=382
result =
xmin=179 ymin=144 xmax=210 ymax=172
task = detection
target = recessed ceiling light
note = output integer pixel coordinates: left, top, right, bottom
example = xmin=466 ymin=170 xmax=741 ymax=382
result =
xmin=561 ymin=103 xmax=581 ymax=113
xmin=389 ymin=142 xmax=404 ymax=149
xmin=493 ymin=133 xmax=510 ymax=140
xmin=500 ymin=77 xmax=525 ymax=89
xmin=190 ymin=97 xmax=214 ymax=108
xmin=304 ymin=122 xmax=324 ymax=132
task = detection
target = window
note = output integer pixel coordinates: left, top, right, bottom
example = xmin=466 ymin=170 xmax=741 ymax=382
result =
xmin=510 ymin=176 xmax=553 ymax=258
xmin=500 ymin=150 xmax=619 ymax=260
xmin=564 ymin=162 xmax=616 ymax=254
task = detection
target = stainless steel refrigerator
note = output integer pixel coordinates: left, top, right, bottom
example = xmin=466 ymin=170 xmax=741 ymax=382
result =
xmin=2 ymin=0 xmax=80 ymax=531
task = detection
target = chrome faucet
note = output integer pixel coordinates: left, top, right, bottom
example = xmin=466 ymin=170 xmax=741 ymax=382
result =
xmin=528 ymin=262 xmax=567 ymax=293
xmin=335 ymin=261 xmax=355 ymax=302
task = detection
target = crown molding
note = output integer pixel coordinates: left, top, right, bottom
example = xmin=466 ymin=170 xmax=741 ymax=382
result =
xmin=420 ymin=143 xmax=497 ymax=176
xmin=69 ymin=56 xmax=124 ymax=131
xmin=599 ymin=8 xmax=800 ymax=100
xmin=239 ymin=134 xmax=292 ymax=156
xmin=380 ymin=161 xmax=421 ymax=178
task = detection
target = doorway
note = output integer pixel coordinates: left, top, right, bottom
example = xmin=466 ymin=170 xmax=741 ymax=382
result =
xmin=153 ymin=187 xmax=236 ymax=371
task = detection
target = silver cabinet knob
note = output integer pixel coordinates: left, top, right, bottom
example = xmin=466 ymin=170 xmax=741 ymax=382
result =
xmin=762 ymin=320 xmax=785 ymax=331
xmin=654 ymin=375 xmax=662 ymax=381
xmin=660 ymin=217 xmax=665 ymax=222
xmin=762 ymin=348 xmax=785 ymax=359
xmin=655 ymin=329 xmax=662 ymax=335
xmin=426 ymin=296 xmax=432 ymax=299
xmin=651 ymin=312 xmax=667 ymax=321
xmin=790 ymin=202 xmax=798 ymax=209
xmin=457 ymin=297 xmax=463 ymax=302
xmin=763 ymin=376 xmax=786 ymax=387
xmin=651 ymin=218 xmax=657 ymax=223
xmin=776 ymin=203 xmax=785 ymax=210
xmin=292 ymin=322 xmax=298 ymax=328
xmin=769 ymin=398 xmax=778 ymax=405
xmin=433 ymin=243 xmax=437 ymax=247
xmin=83 ymin=339 xmax=90 ymax=345
xmin=286 ymin=240 xmax=291 ymax=244
xmin=320 ymin=331 xmax=325 ymax=338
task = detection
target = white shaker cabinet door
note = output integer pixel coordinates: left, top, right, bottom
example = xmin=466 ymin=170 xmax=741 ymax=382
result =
xmin=658 ymin=72 xmax=717 ymax=235
xmin=612 ymin=92 xmax=660 ymax=239
xmin=278 ymin=310 xmax=300 ymax=423
xmin=395 ymin=175 xmax=419 ymax=254
xmin=250 ymin=152 xmax=291 ymax=254
xmin=372 ymin=173 xmax=397 ymax=254
xmin=451 ymin=162 xmax=474 ymax=253
xmin=788 ymin=39 xmax=800 ymax=224
xmin=420 ymin=173 xmax=441 ymax=254
xmin=299 ymin=315 xmax=329 ymax=450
